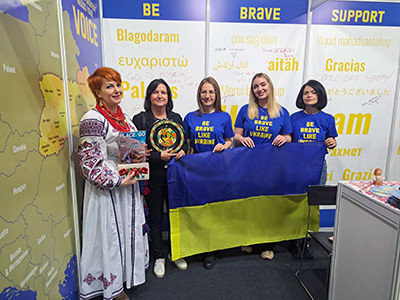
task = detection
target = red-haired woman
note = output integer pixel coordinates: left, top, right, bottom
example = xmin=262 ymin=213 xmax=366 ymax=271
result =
xmin=78 ymin=67 xmax=149 ymax=300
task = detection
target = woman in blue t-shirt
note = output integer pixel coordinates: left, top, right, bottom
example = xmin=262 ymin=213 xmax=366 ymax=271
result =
xmin=291 ymin=79 xmax=337 ymax=182
xmin=290 ymin=79 xmax=338 ymax=259
xmin=184 ymin=77 xmax=234 ymax=269
xmin=234 ymin=73 xmax=292 ymax=148
xmin=234 ymin=73 xmax=293 ymax=260
xmin=184 ymin=77 xmax=234 ymax=154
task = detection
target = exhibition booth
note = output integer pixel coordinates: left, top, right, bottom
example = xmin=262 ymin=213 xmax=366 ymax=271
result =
xmin=1 ymin=0 xmax=400 ymax=298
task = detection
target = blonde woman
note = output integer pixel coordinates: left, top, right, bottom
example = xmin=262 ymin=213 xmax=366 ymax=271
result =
xmin=234 ymin=73 xmax=292 ymax=260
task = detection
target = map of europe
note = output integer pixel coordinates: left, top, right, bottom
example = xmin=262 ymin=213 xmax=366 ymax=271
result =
xmin=0 ymin=0 xmax=98 ymax=298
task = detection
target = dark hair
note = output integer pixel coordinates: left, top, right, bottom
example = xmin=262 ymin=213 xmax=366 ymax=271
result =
xmin=196 ymin=77 xmax=222 ymax=114
xmin=144 ymin=79 xmax=173 ymax=112
xmin=296 ymin=79 xmax=327 ymax=110
xmin=87 ymin=67 xmax=122 ymax=103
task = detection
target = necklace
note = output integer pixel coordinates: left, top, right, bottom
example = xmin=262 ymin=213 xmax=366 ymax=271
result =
xmin=96 ymin=102 xmax=130 ymax=132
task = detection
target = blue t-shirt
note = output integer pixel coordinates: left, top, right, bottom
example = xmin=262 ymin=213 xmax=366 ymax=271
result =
xmin=184 ymin=110 xmax=234 ymax=153
xmin=234 ymin=104 xmax=292 ymax=145
xmin=291 ymin=110 xmax=338 ymax=143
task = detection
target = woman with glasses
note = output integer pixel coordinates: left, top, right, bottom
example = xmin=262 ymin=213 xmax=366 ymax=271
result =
xmin=184 ymin=77 xmax=234 ymax=154
xmin=183 ymin=77 xmax=234 ymax=269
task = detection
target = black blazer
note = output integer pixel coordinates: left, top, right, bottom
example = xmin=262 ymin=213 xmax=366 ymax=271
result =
xmin=132 ymin=110 xmax=188 ymax=185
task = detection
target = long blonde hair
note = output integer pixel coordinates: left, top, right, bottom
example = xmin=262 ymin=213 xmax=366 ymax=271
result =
xmin=248 ymin=73 xmax=282 ymax=119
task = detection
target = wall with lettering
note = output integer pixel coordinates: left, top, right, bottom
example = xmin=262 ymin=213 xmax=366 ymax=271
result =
xmin=388 ymin=87 xmax=400 ymax=180
xmin=209 ymin=0 xmax=307 ymax=128
xmin=102 ymin=0 xmax=400 ymax=182
xmin=100 ymin=0 xmax=400 ymax=232
xmin=102 ymin=0 xmax=206 ymax=117
xmin=307 ymin=1 xmax=400 ymax=184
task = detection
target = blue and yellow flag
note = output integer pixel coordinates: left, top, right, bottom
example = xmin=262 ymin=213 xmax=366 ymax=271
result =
xmin=168 ymin=143 xmax=325 ymax=260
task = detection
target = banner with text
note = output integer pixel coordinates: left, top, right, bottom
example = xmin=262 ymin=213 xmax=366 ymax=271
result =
xmin=209 ymin=0 xmax=308 ymax=126
xmin=62 ymin=0 xmax=102 ymax=136
xmin=307 ymin=1 xmax=400 ymax=184
xmin=102 ymin=0 xmax=206 ymax=118
xmin=388 ymin=97 xmax=400 ymax=180
xmin=61 ymin=0 xmax=103 ymax=233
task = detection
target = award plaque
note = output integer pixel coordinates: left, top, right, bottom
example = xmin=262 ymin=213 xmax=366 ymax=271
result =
xmin=149 ymin=119 xmax=185 ymax=153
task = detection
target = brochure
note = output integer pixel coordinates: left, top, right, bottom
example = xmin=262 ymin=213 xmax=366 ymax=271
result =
xmin=118 ymin=131 xmax=149 ymax=180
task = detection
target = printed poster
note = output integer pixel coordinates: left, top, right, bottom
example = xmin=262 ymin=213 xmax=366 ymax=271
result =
xmin=307 ymin=1 xmax=400 ymax=184
xmin=61 ymin=0 xmax=103 ymax=235
xmin=388 ymin=99 xmax=400 ymax=180
xmin=0 ymin=0 xmax=103 ymax=297
xmin=209 ymin=0 xmax=308 ymax=125
xmin=102 ymin=0 xmax=206 ymax=118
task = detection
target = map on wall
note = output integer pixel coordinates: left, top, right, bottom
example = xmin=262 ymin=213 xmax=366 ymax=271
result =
xmin=61 ymin=0 xmax=100 ymax=233
xmin=61 ymin=0 xmax=100 ymax=138
xmin=0 ymin=0 xmax=100 ymax=298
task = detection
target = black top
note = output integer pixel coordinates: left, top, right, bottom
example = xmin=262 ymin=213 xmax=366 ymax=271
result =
xmin=132 ymin=110 xmax=188 ymax=185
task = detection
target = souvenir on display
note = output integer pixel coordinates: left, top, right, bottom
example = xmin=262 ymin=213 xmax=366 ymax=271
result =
xmin=117 ymin=163 xmax=149 ymax=181
xmin=371 ymin=186 xmax=400 ymax=198
xmin=118 ymin=130 xmax=149 ymax=180
xmin=149 ymin=119 xmax=185 ymax=153
xmin=372 ymin=168 xmax=384 ymax=186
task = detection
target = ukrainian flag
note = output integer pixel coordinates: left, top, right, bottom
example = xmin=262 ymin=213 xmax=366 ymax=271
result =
xmin=168 ymin=143 xmax=325 ymax=260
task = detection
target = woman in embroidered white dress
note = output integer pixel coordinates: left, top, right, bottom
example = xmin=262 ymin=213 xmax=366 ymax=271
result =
xmin=78 ymin=67 xmax=149 ymax=300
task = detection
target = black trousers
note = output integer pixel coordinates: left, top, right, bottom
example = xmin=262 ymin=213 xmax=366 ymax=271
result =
xmin=145 ymin=181 xmax=169 ymax=259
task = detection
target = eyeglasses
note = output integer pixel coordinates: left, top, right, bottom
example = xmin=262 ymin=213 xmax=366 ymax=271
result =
xmin=200 ymin=91 xmax=216 ymax=95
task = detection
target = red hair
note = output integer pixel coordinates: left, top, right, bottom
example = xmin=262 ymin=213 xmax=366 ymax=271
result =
xmin=87 ymin=67 xmax=122 ymax=103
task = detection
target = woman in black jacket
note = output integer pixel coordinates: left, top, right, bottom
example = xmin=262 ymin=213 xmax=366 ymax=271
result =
xmin=132 ymin=79 xmax=188 ymax=279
